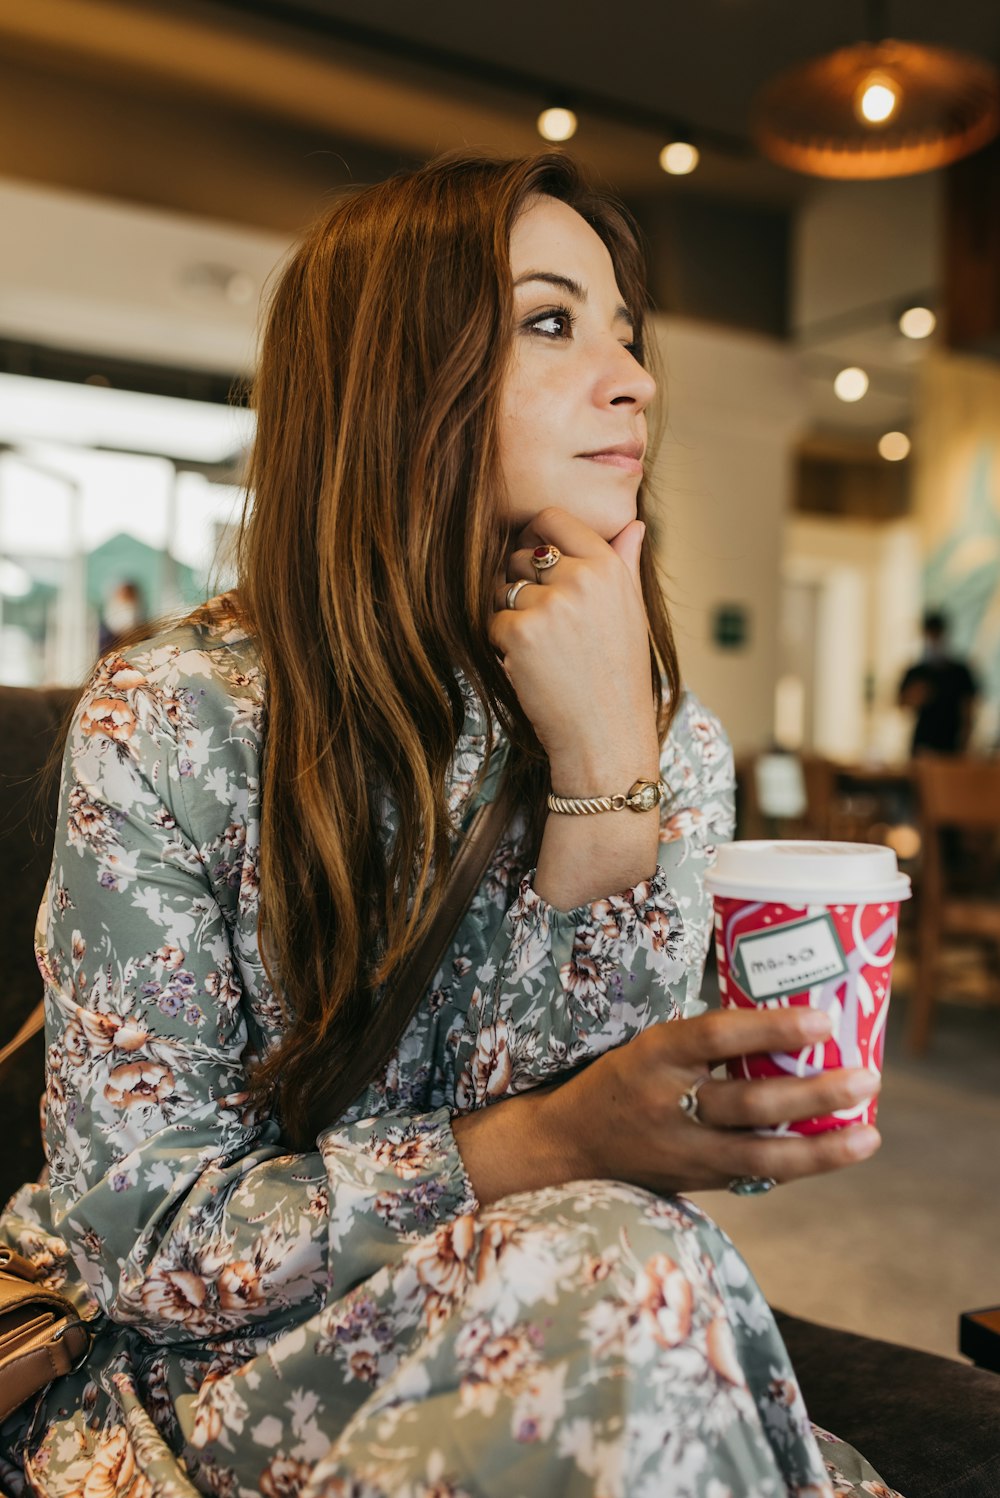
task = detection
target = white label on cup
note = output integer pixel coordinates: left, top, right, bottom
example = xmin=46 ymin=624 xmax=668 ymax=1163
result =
xmin=731 ymin=913 xmax=848 ymax=1001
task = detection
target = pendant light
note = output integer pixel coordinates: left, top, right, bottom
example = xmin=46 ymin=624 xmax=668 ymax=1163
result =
xmin=751 ymin=3 xmax=1000 ymax=180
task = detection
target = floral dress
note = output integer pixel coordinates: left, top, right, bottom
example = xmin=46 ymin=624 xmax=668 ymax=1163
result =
xmin=0 ymin=594 xmax=901 ymax=1498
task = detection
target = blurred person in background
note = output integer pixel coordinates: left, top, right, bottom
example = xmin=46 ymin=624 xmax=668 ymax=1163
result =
xmin=0 ymin=154 xmax=900 ymax=1498
xmin=97 ymin=578 xmax=148 ymax=655
xmin=898 ymin=608 xmax=979 ymax=757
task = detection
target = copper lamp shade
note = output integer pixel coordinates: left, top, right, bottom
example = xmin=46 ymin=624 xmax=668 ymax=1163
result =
xmin=752 ymin=40 xmax=1000 ymax=179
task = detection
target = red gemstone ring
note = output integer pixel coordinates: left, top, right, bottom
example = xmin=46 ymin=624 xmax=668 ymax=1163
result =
xmin=531 ymin=544 xmax=561 ymax=574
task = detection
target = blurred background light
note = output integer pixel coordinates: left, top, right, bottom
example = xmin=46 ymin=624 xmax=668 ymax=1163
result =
xmin=0 ymin=558 xmax=33 ymax=598
xmin=899 ymin=305 xmax=936 ymax=339
xmin=537 ymin=106 xmax=577 ymax=142
xmin=0 ymin=374 xmax=254 ymax=463
xmin=856 ymin=74 xmax=900 ymax=124
xmin=659 ymin=141 xmax=700 ymax=175
xmin=878 ymin=430 xmax=911 ymax=461
xmin=834 ymin=366 xmax=869 ymax=402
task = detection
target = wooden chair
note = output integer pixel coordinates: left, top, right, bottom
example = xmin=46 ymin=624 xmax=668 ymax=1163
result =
xmin=908 ymin=756 xmax=1000 ymax=1054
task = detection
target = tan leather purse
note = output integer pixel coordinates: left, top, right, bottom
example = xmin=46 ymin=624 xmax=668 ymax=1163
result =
xmin=0 ymin=1247 xmax=93 ymax=1424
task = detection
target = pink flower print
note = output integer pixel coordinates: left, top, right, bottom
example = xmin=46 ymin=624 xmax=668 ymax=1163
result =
xmin=633 ymin=1252 xmax=693 ymax=1349
xmin=103 ymin=1060 xmax=175 ymax=1109
xmin=455 ymin=1020 xmax=513 ymax=1109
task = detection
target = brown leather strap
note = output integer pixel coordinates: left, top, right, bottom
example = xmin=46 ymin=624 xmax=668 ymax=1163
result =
xmin=0 ymin=1319 xmax=91 ymax=1425
xmin=0 ymin=1001 xmax=45 ymax=1074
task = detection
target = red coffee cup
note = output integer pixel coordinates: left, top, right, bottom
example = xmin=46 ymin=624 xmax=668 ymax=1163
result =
xmin=705 ymin=841 xmax=912 ymax=1135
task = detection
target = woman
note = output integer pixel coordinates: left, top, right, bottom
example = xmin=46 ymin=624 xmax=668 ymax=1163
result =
xmin=0 ymin=154 xmax=898 ymax=1497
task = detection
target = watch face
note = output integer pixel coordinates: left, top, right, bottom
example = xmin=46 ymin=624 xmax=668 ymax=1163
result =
xmin=632 ymin=783 xmax=660 ymax=811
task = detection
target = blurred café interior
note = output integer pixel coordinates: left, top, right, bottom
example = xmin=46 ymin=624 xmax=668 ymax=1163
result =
xmin=0 ymin=0 xmax=998 ymax=1359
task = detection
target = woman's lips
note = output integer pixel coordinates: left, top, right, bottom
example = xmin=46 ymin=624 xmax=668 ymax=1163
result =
xmin=579 ymin=452 xmax=644 ymax=474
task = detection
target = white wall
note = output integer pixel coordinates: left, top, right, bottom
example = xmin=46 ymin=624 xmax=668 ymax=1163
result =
xmin=650 ymin=316 xmax=809 ymax=755
xmin=782 ymin=515 xmax=922 ymax=763
xmin=0 ymin=176 xmax=290 ymax=372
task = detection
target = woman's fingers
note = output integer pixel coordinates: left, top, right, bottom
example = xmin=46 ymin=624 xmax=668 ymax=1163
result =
xmin=658 ymin=1006 xmax=834 ymax=1069
xmin=493 ymin=577 xmax=543 ymax=612
xmin=709 ymin=1122 xmax=882 ymax=1187
xmin=669 ymin=1121 xmax=881 ymax=1192
xmin=515 ymin=505 xmax=613 ymax=561
xmin=691 ymin=1068 xmax=880 ymax=1131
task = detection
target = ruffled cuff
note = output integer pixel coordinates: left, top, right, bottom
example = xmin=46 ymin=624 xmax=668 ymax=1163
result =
xmin=510 ymin=863 xmax=686 ymax=993
xmin=320 ymin=1106 xmax=480 ymax=1282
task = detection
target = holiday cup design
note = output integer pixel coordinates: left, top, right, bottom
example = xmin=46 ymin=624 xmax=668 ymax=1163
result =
xmin=705 ymin=841 xmax=912 ymax=1136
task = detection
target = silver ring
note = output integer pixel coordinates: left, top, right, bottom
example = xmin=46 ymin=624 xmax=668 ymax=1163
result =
xmin=678 ymin=1074 xmax=710 ymax=1126
xmin=505 ymin=579 xmax=531 ymax=610
xmin=728 ymin=1176 xmax=778 ymax=1196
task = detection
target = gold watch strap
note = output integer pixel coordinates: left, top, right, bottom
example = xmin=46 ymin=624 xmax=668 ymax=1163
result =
xmin=546 ymin=778 xmax=667 ymax=815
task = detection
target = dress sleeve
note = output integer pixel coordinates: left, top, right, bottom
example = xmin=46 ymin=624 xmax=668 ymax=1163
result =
xmin=38 ymin=663 xmax=478 ymax=1347
xmin=454 ymin=691 xmax=736 ymax=1107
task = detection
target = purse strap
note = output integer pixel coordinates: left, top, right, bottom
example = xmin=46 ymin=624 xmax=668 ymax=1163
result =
xmin=0 ymin=1001 xmax=45 ymax=1075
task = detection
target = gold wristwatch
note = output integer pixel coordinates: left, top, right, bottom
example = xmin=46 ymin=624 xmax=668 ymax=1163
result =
xmin=546 ymin=778 xmax=668 ymax=816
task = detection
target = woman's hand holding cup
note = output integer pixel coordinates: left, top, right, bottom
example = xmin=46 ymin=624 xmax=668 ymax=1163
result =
xmin=538 ymin=1005 xmax=882 ymax=1196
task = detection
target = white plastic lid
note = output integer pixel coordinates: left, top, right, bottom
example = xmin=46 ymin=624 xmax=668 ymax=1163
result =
xmin=704 ymin=839 xmax=912 ymax=904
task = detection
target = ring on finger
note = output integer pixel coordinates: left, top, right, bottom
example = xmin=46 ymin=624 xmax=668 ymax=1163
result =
xmin=678 ymin=1074 xmax=710 ymax=1126
xmin=531 ymin=544 xmax=561 ymax=575
xmin=728 ymin=1175 xmax=778 ymax=1196
xmin=505 ymin=579 xmax=531 ymax=610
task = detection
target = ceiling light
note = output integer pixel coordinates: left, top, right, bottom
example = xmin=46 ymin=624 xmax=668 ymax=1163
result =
xmin=752 ymin=41 xmax=1000 ymax=179
xmin=899 ymin=306 xmax=936 ymax=339
xmin=834 ymin=367 xmax=869 ymax=402
xmin=0 ymin=373 xmax=255 ymax=463
xmin=659 ymin=142 xmax=700 ymax=175
xmin=856 ymin=73 xmax=900 ymax=124
xmin=878 ymin=431 xmax=910 ymax=461
xmin=537 ymin=107 xmax=577 ymax=142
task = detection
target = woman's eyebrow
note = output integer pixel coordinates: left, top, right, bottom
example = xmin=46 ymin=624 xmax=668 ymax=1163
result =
xmin=513 ymin=271 xmax=633 ymax=328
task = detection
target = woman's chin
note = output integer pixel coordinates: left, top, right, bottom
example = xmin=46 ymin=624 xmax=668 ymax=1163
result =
xmin=576 ymin=491 xmax=640 ymax=541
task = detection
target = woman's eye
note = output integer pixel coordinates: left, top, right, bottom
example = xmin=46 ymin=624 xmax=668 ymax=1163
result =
xmin=526 ymin=310 xmax=574 ymax=338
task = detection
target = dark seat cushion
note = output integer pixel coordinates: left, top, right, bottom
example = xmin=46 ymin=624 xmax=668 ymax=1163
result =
xmin=0 ymin=686 xmax=77 ymax=1207
xmin=776 ymin=1310 xmax=1000 ymax=1498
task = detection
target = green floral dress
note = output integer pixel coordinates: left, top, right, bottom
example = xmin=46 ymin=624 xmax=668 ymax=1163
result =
xmin=0 ymin=595 xmax=901 ymax=1498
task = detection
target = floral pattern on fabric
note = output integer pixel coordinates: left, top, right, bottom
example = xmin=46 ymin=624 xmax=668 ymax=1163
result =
xmin=0 ymin=593 xmax=902 ymax=1498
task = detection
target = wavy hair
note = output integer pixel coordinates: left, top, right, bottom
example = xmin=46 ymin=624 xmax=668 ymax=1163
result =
xmin=237 ymin=152 xmax=681 ymax=1145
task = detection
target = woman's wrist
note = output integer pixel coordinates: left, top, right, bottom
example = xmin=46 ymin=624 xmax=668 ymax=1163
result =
xmin=546 ymin=725 xmax=661 ymax=800
xmin=451 ymin=1082 xmax=583 ymax=1210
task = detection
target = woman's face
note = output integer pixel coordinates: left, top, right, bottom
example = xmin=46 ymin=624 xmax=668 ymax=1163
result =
xmin=499 ymin=194 xmax=656 ymax=542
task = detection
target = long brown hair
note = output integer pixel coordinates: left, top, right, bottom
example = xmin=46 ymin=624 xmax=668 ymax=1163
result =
xmin=238 ymin=152 xmax=681 ymax=1145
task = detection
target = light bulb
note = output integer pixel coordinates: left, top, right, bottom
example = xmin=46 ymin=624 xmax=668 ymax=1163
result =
xmin=899 ymin=306 xmax=936 ymax=339
xmin=878 ymin=431 xmax=910 ymax=461
xmin=834 ymin=367 xmax=869 ymax=403
xmin=659 ymin=142 xmax=699 ymax=175
xmin=537 ymin=107 xmax=577 ymax=143
xmin=855 ymin=74 xmax=900 ymax=125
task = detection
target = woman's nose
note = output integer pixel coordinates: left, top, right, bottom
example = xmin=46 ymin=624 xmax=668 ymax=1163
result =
xmin=595 ymin=339 xmax=657 ymax=410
